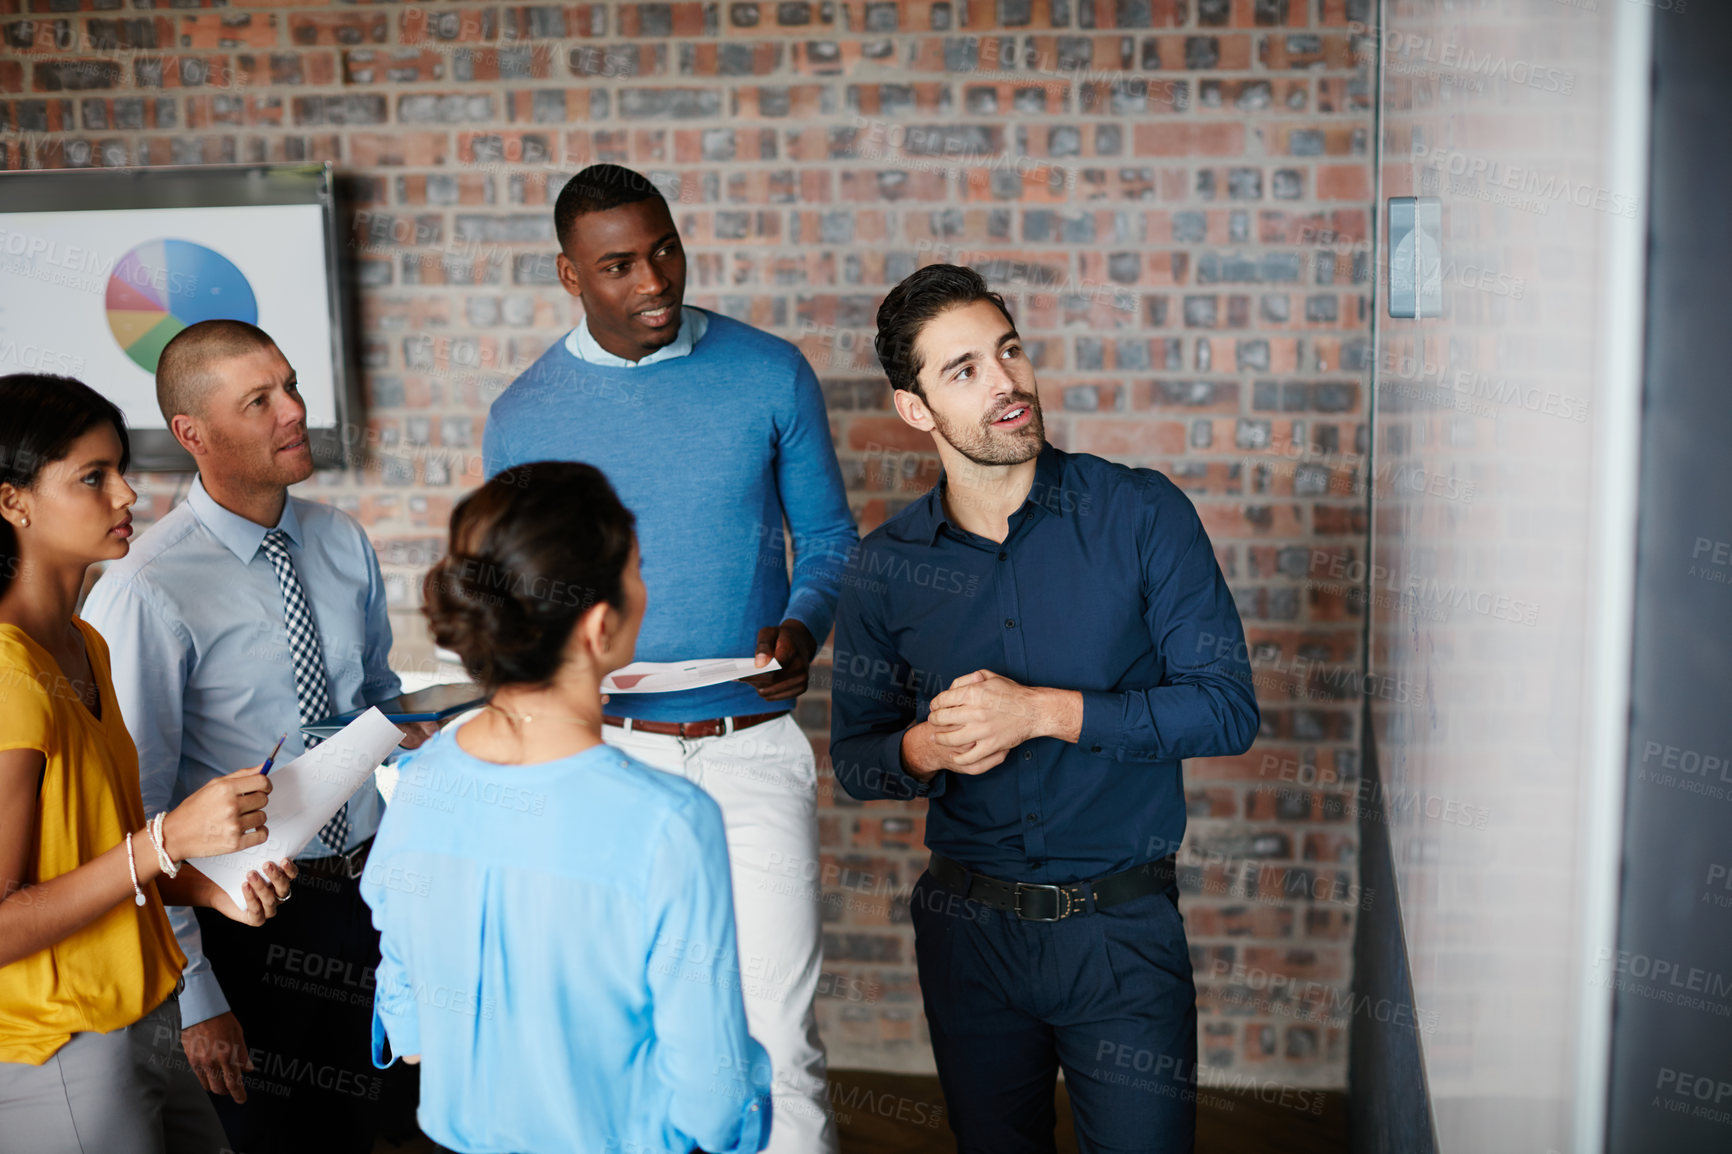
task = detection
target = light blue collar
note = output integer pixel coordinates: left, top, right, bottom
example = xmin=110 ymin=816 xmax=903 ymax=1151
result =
xmin=186 ymin=474 xmax=303 ymax=563
xmin=564 ymin=306 xmax=709 ymax=367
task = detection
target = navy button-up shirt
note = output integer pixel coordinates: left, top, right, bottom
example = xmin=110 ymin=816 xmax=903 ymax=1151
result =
xmin=829 ymin=443 xmax=1259 ymax=883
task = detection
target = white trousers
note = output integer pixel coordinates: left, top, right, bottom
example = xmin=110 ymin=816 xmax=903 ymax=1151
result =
xmin=604 ymin=713 xmax=839 ymax=1154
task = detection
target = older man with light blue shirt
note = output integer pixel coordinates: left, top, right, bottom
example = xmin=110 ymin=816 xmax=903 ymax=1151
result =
xmin=83 ymin=320 xmax=424 ymax=1154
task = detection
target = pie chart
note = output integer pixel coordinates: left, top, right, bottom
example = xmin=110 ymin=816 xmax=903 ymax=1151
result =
xmin=105 ymin=239 xmax=259 ymax=372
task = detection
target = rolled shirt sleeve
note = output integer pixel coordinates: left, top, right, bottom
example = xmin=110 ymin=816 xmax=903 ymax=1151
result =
xmin=81 ymin=580 xmax=231 ymax=1028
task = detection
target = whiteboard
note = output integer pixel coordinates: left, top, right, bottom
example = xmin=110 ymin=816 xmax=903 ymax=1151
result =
xmin=0 ymin=203 xmax=337 ymax=432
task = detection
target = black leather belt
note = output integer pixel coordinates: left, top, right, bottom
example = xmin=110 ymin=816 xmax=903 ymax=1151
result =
xmin=296 ymin=836 xmax=373 ymax=881
xmin=927 ymin=852 xmax=1178 ymax=922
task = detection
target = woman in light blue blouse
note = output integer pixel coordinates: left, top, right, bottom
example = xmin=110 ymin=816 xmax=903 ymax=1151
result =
xmin=360 ymin=461 xmax=772 ymax=1154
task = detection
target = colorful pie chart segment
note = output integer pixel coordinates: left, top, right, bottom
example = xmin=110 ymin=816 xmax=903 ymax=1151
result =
xmin=105 ymin=239 xmax=259 ymax=372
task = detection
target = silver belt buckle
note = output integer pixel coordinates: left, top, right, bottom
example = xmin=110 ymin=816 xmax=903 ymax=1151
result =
xmin=1013 ymin=882 xmax=1069 ymax=922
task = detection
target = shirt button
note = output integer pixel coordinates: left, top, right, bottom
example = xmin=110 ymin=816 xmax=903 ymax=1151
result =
xmin=998 ymin=551 xmax=1007 ymax=561
xmin=1030 ymin=860 xmax=1044 ymax=870
xmin=1091 ymin=745 xmax=1103 ymax=753
xmin=1026 ymin=812 xmax=1039 ymax=822
xmin=1022 ymin=750 xmax=1032 ymax=760
xmin=1004 ymin=618 xmax=1016 ymax=629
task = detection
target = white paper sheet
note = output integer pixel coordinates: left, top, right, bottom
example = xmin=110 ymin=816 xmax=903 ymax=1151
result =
xmin=600 ymin=657 xmax=781 ymax=695
xmin=185 ymin=708 xmax=405 ymax=908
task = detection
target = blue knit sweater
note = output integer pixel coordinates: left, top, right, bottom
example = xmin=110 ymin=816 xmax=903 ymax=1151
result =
xmin=483 ymin=308 xmax=859 ymax=722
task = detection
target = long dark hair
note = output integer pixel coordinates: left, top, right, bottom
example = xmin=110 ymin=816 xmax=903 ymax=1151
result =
xmin=0 ymin=374 xmax=132 ymax=601
xmin=423 ymin=461 xmax=636 ymax=692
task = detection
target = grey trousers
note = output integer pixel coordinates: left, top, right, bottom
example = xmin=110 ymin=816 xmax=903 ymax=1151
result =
xmin=0 ymin=994 xmax=227 ymax=1154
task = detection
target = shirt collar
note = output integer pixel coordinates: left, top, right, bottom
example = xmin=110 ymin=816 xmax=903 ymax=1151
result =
xmin=900 ymin=441 xmax=1066 ymax=547
xmin=186 ymin=474 xmax=303 ymax=563
xmin=563 ymin=306 xmax=709 ymax=368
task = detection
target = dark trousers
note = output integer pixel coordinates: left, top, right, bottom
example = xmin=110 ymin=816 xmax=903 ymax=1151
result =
xmin=195 ymin=864 xmax=419 ymax=1154
xmin=910 ymin=871 xmax=1198 ymax=1154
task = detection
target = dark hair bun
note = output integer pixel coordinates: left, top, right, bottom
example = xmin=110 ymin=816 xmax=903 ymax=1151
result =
xmin=423 ymin=461 xmax=635 ymax=690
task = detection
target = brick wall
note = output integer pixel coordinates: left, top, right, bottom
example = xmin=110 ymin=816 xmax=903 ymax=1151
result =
xmin=2 ymin=0 xmax=1373 ymax=1088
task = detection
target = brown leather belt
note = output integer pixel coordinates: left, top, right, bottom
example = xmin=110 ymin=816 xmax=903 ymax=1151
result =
xmin=601 ymin=710 xmax=786 ymax=740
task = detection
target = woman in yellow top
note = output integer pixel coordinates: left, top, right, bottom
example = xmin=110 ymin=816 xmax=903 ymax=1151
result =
xmin=0 ymin=374 xmax=298 ymax=1153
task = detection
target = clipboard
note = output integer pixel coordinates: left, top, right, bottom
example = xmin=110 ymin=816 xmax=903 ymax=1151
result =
xmin=301 ymin=682 xmax=485 ymax=743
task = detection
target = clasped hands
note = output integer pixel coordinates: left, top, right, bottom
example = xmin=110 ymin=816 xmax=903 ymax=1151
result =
xmin=902 ymin=670 xmax=1083 ymax=782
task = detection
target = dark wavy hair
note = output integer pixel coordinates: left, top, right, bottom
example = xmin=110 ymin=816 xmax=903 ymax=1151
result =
xmin=423 ymin=461 xmax=636 ymax=692
xmin=0 ymin=374 xmax=131 ymax=601
xmin=874 ymin=263 xmax=1016 ymax=400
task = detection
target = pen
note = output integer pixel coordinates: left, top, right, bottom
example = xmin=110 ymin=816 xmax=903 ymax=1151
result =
xmin=259 ymin=733 xmax=288 ymax=776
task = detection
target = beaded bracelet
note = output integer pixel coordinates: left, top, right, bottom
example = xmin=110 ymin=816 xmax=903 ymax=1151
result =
xmin=124 ymin=831 xmax=146 ymax=907
xmin=147 ymin=812 xmax=180 ymax=879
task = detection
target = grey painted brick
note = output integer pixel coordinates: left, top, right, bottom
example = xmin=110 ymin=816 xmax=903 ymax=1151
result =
xmin=512 ymin=253 xmax=560 ymax=285
xmin=1172 ymin=211 xmax=1206 ymax=242
xmin=1185 ymin=36 xmax=1219 ymax=69
xmin=454 ymin=215 xmax=555 ymax=244
xmin=1058 ymin=214 xmax=1095 ymax=244
xmin=1262 ymin=253 xmax=1302 ymax=282
xmin=1183 ymin=296 xmax=1218 ymax=328
xmin=1273 ymin=169 xmax=1304 ymax=199
xmin=1115 ymin=339 xmax=1151 ymax=370
xmin=1305 ymin=294 xmax=1339 ymax=323
xmin=1315 ymin=383 xmax=1357 ymax=412
xmin=1233 ymin=415 xmax=1274 ymax=447
xmin=1294 ymin=464 xmax=1331 ymax=495
xmin=1227 ymin=168 xmax=1262 ymax=199
xmin=1254 ymin=0 xmax=1289 ymax=25
xmin=620 ymin=88 xmax=722 ymax=119
xmin=943 ymin=37 xmax=978 ymax=71
xmin=865 ymin=2 xmax=898 ymax=30
xmin=1057 ymin=37 xmax=1091 ymax=70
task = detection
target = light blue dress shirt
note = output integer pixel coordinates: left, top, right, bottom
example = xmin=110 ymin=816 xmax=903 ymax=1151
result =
xmin=362 ymin=728 xmax=772 ymax=1154
xmin=564 ymin=304 xmax=709 ymax=366
xmin=82 ymin=475 xmax=402 ymax=1027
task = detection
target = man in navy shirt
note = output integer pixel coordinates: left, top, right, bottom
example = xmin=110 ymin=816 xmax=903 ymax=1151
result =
xmin=830 ymin=265 xmax=1259 ymax=1153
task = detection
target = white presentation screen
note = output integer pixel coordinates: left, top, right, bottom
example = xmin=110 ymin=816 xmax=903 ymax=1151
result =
xmin=0 ymin=204 xmax=335 ymax=430
xmin=0 ymin=164 xmax=351 ymax=470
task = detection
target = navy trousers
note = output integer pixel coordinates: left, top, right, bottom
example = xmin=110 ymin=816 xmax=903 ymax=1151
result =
xmin=910 ymin=871 xmax=1199 ymax=1154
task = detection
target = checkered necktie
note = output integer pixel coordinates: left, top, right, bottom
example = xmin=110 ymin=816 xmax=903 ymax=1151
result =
xmin=260 ymin=529 xmax=349 ymax=855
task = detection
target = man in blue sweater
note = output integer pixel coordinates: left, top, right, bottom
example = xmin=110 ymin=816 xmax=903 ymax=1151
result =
xmin=484 ymin=164 xmax=856 ymax=1154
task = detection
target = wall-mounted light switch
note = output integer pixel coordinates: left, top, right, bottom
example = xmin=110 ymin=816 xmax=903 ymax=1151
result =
xmin=1388 ymin=196 xmax=1443 ymax=319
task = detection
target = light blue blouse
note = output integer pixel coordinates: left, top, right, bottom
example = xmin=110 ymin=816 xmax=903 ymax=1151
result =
xmin=360 ymin=727 xmax=772 ymax=1154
